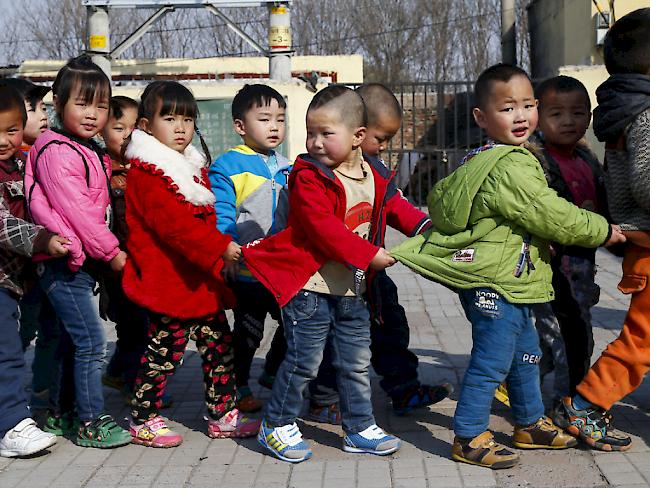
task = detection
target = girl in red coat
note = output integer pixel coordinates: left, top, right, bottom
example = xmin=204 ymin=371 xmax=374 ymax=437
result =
xmin=123 ymin=81 xmax=260 ymax=448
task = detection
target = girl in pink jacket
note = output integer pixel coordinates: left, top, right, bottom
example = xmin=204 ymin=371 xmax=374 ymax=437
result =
xmin=24 ymin=55 xmax=131 ymax=449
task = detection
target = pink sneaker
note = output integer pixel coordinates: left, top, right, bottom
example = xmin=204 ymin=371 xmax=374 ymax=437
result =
xmin=130 ymin=416 xmax=183 ymax=448
xmin=207 ymin=408 xmax=261 ymax=439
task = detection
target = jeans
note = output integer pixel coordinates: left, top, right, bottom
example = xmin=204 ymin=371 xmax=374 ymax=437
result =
xmin=38 ymin=258 xmax=106 ymax=421
xmin=19 ymin=284 xmax=61 ymax=408
xmin=265 ymin=290 xmax=375 ymax=434
xmin=454 ymin=288 xmax=544 ymax=438
xmin=0 ymin=289 xmax=31 ymax=438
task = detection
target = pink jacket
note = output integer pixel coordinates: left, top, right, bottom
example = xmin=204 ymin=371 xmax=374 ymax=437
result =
xmin=25 ymin=129 xmax=120 ymax=271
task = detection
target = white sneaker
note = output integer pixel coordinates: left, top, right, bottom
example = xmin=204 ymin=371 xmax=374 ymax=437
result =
xmin=0 ymin=418 xmax=57 ymax=457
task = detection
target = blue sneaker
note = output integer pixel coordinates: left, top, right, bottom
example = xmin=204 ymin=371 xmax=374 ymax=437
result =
xmin=343 ymin=424 xmax=401 ymax=455
xmin=257 ymin=420 xmax=312 ymax=463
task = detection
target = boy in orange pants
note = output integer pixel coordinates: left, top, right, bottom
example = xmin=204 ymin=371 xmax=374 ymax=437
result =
xmin=555 ymin=8 xmax=650 ymax=452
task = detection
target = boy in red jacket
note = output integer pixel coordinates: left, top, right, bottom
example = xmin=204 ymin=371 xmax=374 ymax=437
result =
xmin=244 ymin=85 xmax=410 ymax=463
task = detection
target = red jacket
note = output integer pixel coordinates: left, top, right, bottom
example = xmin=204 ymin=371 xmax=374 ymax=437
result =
xmin=242 ymin=154 xmax=430 ymax=307
xmin=122 ymin=130 xmax=234 ymax=319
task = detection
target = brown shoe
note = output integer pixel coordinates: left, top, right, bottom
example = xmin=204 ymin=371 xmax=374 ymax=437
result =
xmin=513 ymin=416 xmax=578 ymax=449
xmin=452 ymin=431 xmax=519 ymax=469
xmin=236 ymin=394 xmax=263 ymax=413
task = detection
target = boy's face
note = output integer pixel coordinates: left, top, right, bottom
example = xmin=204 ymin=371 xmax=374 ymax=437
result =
xmin=0 ymin=107 xmax=24 ymax=162
xmin=473 ymin=75 xmax=538 ymax=146
xmin=306 ymin=106 xmax=365 ymax=167
xmin=23 ymin=99 xmax=48 ymax=146
xmin=102 ymin=106 xmax=138 ymax=160
xmin=538 ymin=89 xmax=591 ymax=150
xmin=361 ymin=113 xmax=401 ymax=157
xmin=234 ymin=98 xmax=286 ymax=155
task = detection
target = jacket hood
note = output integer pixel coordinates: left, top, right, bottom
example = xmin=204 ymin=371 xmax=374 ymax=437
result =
xmin=125 ymin=129 xmax=215 ymax=207
xmin=429 ymin=145 xmax=526 ymax=234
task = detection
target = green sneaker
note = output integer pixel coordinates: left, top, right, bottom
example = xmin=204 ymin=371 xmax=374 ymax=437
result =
xmin=76 ymin=414 xmax=132 ymax=448
xmin=43 ymin=411 xmax=78 ymax=436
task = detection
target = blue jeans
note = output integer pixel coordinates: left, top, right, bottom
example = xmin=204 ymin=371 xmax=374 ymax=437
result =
xmin=38 ymin=258 xmax=106 ymax=421
xmin=454 ymin=288 xmax=545 ymax=438
xmin=265 ymin=290 xmax=375 ymax=434
xmin=0 ymin=289 xmax=31 ymax=437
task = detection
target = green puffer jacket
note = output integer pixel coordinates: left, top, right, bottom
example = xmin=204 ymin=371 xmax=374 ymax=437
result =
xmin=391 ymin=145 xmax=610 ymax=304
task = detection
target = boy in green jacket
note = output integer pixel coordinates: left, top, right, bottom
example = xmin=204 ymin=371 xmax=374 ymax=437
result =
xmin=391 ymin=64 xmax=625 ymax=469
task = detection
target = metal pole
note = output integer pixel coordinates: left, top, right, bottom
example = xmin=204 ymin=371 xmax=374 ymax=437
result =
xmin=87 ymin=6 xmax=111 ymax=80
xmin=501 ymin=0 xmax=516 ymax=65
xmin=268 ymin=2 xmax=292 ymax=82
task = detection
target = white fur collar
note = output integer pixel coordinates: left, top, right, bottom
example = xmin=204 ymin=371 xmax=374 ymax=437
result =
xmin=125 ymin=129 xmax=215 ymax=206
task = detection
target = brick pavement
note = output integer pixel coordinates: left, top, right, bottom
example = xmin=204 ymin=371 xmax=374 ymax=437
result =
xmin=1 ymin=231 xmax=649 ymax=487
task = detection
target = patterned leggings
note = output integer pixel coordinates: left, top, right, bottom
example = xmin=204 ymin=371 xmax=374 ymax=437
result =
xmin=130 ymin=310 xmax=236 ymax=423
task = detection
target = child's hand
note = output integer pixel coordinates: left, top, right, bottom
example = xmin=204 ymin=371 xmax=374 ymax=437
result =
xmin=223 ymin=241 xmax=242 ymax=264
xmin=604 ymin=224 xmax=627 ymax=247
xmin=47 ymin=235 xmax=70 ymax=257
xmin=110 ymin=250 xmax=128 ymax=272
xmin=223 ymin=261 xmax=240 ymax=283
xmin=369 ymin=248 xmax=396 ymax=270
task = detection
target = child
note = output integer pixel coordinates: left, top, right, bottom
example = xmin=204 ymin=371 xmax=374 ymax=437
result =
xmin=98 ymin=95 xmax=155 ymax=405
xmin=307 ymin=83 xmax=451 ymax=423
xmin=0 ymin=83 xmax=65 ymax=457
xmin=209 ymin=84 xmax=291 ymax=413
xmin=555 ymin=7 xmax=650 ymax=452
xmin=123 ymin=80 xmax=260 ymax=447
xmin=391 ymin=64 xmax=624 ymax=469
xmin=243 ymin=85 xmax=405 ymax=463
xmin=533 ymin=75 xmax=608 ymax=403
xmin=24 ymin=55 xmax=132 ymax=448
xmin=1 ymin=78 xmax=62 ymax=412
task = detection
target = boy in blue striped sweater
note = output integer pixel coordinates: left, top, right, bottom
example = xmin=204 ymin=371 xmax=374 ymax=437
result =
xmin=209 ymin=84 xmax=291 ymax=412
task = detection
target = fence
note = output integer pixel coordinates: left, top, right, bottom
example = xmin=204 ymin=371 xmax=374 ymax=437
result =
xmin=377 ymin=81 xmax=486 ymax=204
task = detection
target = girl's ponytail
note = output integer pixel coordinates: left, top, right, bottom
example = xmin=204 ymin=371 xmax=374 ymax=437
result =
xmin=194 ymin=124 xmax=212 ymax=166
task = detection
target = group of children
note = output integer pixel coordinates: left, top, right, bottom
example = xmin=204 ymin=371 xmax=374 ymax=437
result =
xmin=0 ymin=6 xmax=647 ymax=472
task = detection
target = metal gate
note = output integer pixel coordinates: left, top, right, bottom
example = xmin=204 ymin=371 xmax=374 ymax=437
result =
xmin=381 ymin=82 xmax=486 ymax=204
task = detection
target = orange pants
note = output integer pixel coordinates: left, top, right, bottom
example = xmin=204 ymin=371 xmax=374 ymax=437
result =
xmin=578 ymin=245 xmax=650 ymax=410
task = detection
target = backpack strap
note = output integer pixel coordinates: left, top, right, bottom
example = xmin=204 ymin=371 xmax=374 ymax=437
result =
xmin=27 ymin=140 xmax=90 ymax=217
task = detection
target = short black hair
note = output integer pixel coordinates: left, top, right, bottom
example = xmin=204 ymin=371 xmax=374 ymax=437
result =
xmin=231 ymin=84 xmax=286 ymax=121
xmin=535 ymin=75 xmax=591 ymax=111
xmin=52 ymin=55 xmax=111 ymax=115
xmin=0 ymin=83 xmax=28 ymax=127
xmin=604 ymin=8 xmax=650 ymax=74
xmin=308 ymin=84 xmax=367 ymax=128
xmin=474 ymin=63 xmax=531 ymax=109
xmin=356 ymin=83 xmax=402 ymax=126
xmin=139 ymin=81 xmax=198 ymax=120
xmin=0 ymin=78 xmax=50 ymax=109
xmin=110 ymin=95 xmax=138 ymax=121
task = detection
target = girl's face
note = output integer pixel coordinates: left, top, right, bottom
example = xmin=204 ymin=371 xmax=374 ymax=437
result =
xmin=140 ymin=100 xmax=195 ymax=153
xmin=23 ymin=99 xmax=49 ymax=145
xmin=102 ymin=107 xmax=138 ymax=160
xmin=56 ymin=83 xmax=109 ymax=140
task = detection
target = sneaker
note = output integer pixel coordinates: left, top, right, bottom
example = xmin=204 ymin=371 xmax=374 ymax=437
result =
xmin=554 ymin=397 xmax=632 ymax=452
xmin=102 ymin=373 xmax=125 ymax=391
xmin=343 ymin=424 xmax=401 ymax=456
xmin=43 ymin=410 xmax=78 ymax=436
xmin=130 ymin=416 xmax=183 ymax=448
xmin=258 ymin=371 xmax=275 ymax=390
xmin=392 ymin=383 xmax=453 ymax=416
xmin=452 ymin=431 xmax=519 ymax=469
xmin=306 ymin=402 xmax=342 ymax=425
xmin=76 ymin=414 xmax=132 ymax=448
xmin=207 ymin=408 xmax=261 ymax=439
xmin=513 ymin=416 xmax=577 ymax=449
xmin=257 ymin=420 xmax=312 ymax=463
xmin=494 ymin=383 xmax=511 ymax=407
xmin=0 ymin=418 xmax=57 ymax=457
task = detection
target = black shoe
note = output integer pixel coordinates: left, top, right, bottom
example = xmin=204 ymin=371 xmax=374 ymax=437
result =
xmin=392 ymin=383 xmax=453 ymax=415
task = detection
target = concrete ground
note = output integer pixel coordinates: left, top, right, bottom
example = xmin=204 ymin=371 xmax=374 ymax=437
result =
xmin=1 ymin=230 xmax=648 ymax=488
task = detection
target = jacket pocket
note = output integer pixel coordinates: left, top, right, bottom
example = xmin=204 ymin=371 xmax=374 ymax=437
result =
xmin=618 ymin=274 xmax=647 ymax=294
